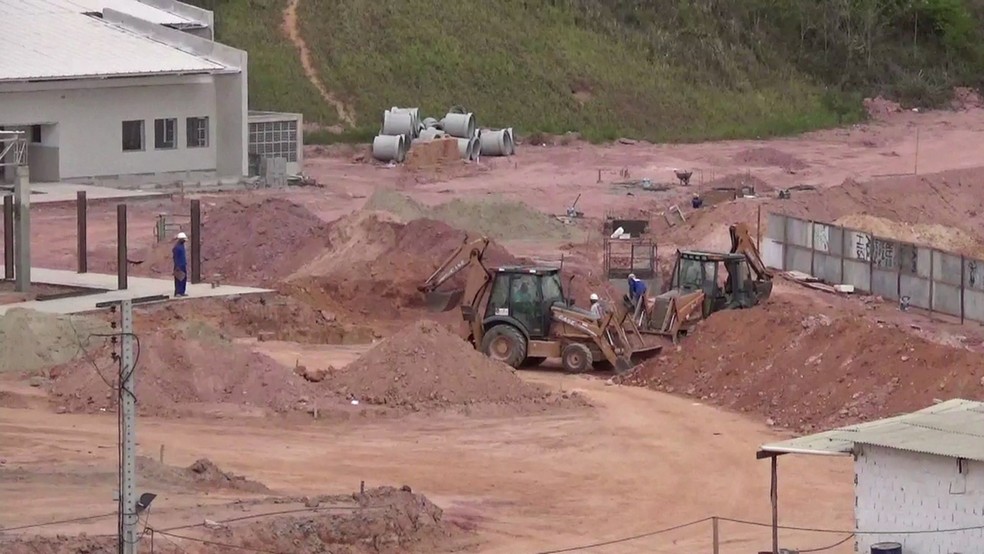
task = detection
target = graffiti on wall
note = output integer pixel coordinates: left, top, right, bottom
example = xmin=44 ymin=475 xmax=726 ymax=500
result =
xmin=872 ymin=239 xmax=897 ymax=269
xmin=969 ymin=259 xmax=984 ymax=290
xmin=813 ymin=223 xmax=830 ymax=253
xmin=849 ymin=231 xmax=871 ymax=261
xmin=899 ymin=244 xmax=918 ymax=275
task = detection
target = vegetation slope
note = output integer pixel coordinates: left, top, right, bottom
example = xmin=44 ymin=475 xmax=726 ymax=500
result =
xmin=190 ymin=0 xmax=984 ymax=142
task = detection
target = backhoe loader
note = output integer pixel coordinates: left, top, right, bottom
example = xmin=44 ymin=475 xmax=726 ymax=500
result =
xmin=418 ymin=237 xmax=662 ymax=374
xmin=629 ymin=223 xmax=773 ymax=340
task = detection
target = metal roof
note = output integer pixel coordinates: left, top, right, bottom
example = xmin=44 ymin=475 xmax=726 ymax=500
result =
xmin=0 ymin=11 xmax=229 ymax=83
xmin=0 ymin=0 xmax=197 ymax=26
xmin=760 ymin=399 xmax=984 ymax=462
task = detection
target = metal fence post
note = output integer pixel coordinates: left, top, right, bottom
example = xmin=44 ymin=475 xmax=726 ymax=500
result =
xmin=77 ymin=190 xmax=87 ymax=273
xmin=711 ymin=516 xmax=720 ymax=554
xmin=2 ymin=195 xmax=12 ymax=280
xmin=190 ymin=199 xmax=201 ymax=284
xmin=117 ymin=204 xmax=127 ymax=290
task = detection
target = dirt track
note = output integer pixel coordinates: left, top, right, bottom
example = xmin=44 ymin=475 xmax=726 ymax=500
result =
xmin=0 ymin=373 xmax=852 ymax=553
xmin=8 ymin=104 xmax=984 ymax=552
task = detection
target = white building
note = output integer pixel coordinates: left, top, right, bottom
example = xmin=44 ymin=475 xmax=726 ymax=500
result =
xmin=759 ymin=399 xmax=984 ymax=554
xmin=0 ymin=0 xmax=247 ymax=183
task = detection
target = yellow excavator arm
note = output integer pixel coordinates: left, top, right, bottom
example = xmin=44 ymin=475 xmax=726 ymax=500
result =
xmin=729 ymin=223 xmax=772 ymax=281
xmin=417 ymin=235 xmax=493 ymax=344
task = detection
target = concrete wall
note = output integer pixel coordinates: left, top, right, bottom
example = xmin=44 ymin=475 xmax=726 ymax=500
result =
xmin=0 ymin=77 xmax=219 ymax=179
xmin=764 ymin=213 xmax=976 ymax=323
xmin=855 ymin=444 xmax=984 ymax=554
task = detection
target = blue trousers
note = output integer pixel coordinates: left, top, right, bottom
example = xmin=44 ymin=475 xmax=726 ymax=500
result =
xmin=174 ymin=277 xmax=187 ymax=296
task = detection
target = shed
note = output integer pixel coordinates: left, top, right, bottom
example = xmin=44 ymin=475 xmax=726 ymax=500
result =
xmin=757 ymin=399 xmax=984 ymax=554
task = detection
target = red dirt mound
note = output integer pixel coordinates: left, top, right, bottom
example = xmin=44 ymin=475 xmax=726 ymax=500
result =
xmin=137 ymin=456 xmax=271 ymax=493
xmin=0 ymin=486 xmax=455 ymax=554
xmin=327 ymin=320 xmax=585 ymax=413
xmin=284 ymin=212 xmax=522 ymax=323
xmin=47 ymin=328 xmax=321 ymax=417
xmin=617 ymin=296 xmax=984 ymax=432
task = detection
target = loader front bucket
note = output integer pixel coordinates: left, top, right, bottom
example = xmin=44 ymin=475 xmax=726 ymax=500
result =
xmin=425 ymin=288 xmax=464 ymax=312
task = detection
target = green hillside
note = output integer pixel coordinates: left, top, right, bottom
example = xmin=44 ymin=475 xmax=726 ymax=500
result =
xmin=192 ymin=0 xmax=984 ymax=143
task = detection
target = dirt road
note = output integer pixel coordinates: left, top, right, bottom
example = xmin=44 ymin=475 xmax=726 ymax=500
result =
xmin=0 ymin=371 xmax=852 ymax=553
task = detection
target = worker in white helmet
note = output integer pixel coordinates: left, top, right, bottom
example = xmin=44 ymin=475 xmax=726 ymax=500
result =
xmin=589 ymin=292 xmax=604 ymax=320
xmin=172 ymin=231 xmax=188 ymax=297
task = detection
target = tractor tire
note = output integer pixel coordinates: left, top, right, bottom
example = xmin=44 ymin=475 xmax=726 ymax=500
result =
xmin=481 ymin=325 xmax=528 ymax=368
xmin=561 ymin=343 xmax=593 ymax=374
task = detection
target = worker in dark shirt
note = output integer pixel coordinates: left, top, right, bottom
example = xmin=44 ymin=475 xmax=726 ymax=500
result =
xmin=691 ymin=193 xmax=703 ymax=209
xmin=172 ymin=232 xmax=188 ymax=297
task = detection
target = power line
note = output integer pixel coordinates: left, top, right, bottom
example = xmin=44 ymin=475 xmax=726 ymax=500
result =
xmin=158 ymin=505 xmax=381 ymax=532
xmin=150 ymin=529 xmax=286 ymax=554
xmin=532 ymin=517 xmax=712 ymax=554
xmin=719 ymin=516 xmax=984 ymax=535
xmin=0 ymin=511 xmax=117 ymax=532
xmin=798 ymin=534 xmax=855 ymax=553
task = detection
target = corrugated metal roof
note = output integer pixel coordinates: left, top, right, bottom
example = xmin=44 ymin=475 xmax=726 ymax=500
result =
xmin=0 ymin=0 xmax=196 ymax=26
xmin=0 ymin=11 xmax=228 ymax=82
xmin=760 ymin=399 xmax=984 ymax=462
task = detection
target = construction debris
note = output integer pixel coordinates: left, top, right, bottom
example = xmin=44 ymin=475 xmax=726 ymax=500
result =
xmin=372 ymin=105 xmax=516 ymax=163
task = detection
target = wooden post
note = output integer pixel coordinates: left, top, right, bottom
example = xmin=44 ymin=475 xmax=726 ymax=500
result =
xmin=76 ymin=191 xmax=87 ymax=273
xmin=961 ymin=256 xmax=966 ymax=324
xmin=2 ymin=195 xmax=12 ymax=280
xmin=711 ymin=516 xmax=720 ymax=554
xmin=756 ymin=205 xmax=762 ymax=251
xmin=116 ymin=204 xmax=127 ymax=290
xmin=190 ymin=199 xmax=201 ymax=284
xmin=771 ymin=455 xmax=779 ymax=554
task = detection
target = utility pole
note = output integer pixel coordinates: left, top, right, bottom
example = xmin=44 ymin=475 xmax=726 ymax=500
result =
xmin=119 ymin=298 xmax=139 ymax=554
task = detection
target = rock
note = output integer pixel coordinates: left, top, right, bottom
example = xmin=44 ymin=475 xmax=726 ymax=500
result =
xmin=766 ymin=418 xmax=776 ymax=426
xmin=29 ymin=376 xmax=44 ymax=387
xmin=901 ymin=355 xmax=910 ymax=362
xmin=55 ymin=406 xmax=68 ymax=414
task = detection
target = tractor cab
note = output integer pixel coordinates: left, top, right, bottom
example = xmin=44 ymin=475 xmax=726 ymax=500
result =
xmin=671 ymin=250 xmax=767 ymax=316
xmin=483 ymin=266 xmax=572 ymax=339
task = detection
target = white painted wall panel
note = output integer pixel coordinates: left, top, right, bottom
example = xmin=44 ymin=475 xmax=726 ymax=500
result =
xmin=855 ymin=445 xmax=984 ymax=554
xmin=0 ymin=79 xmax=217 ymax=179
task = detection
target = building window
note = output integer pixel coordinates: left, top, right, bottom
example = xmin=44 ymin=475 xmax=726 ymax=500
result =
xmin=154 ymin=118 xmax=177 ymax=150
xmin=30 ymin=125 xmax=42 ymax=144
xmin=248 ymin=119 xmax=298 ymax=163
xmin=122 ymin=120 xmax=144 ymax=152
xmin=186 ymin=116 xmax=209 ymax=148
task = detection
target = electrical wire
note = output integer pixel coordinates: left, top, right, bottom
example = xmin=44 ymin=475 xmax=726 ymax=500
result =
xmin=532 ymin=517 xmax=712 ymax=554
xmin=797 ymin=533 xmax=855 ymax=552
xmin=719 ymin=516 xmax=984 ymax=535
xmin=150 ymin=529 xmax=286 ymax=554
xmin=0 ymin=511 xmax=117 ymax=532
xmin=158 ymin=505 xmax=381 ymax=532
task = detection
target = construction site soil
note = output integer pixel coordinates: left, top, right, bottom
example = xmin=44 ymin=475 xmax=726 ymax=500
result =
xmin=1 ymin=486 xmax=455 ymax=554
xmin=619 ymin=293 xmax=984 ymax=432
xmin=329 ymin=320 xmax=586 ymax=413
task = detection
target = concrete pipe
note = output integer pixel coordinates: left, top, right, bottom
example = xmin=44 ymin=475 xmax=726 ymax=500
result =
xmin=389 ymin=107 xmax=420 ymax=134
xmin=419 ymin=128 xmax=447 ymax=141
xmin=456 ymin=137 xmax=479 ymax=161
xmin=441 ymin=112 xmax=476 ymax=139
xmin=505 ymin=128 xmax=516 ymax=155
xmin=372 ymin=134 xmax=406 ymax=163
xmin=479 ymin=128 xmax=513 ymax=157
xmin=422 ymin=117 xmax=440 ymax=129
xmin=382 ymin=110 xmax=414 ymax=137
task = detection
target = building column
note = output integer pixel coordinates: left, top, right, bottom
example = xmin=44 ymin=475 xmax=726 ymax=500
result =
xmin=14 ymin=165 xmax=30 ymax=292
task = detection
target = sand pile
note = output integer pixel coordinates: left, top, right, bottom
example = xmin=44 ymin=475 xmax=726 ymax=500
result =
xmin=325 ymin=320 xmax=580 ymax=413
xmin=618 ymin=297 xmax=984 ymax=432
xmin=834 ymin=213 xmax=984 ymax=258
xmin=863 ymin=95 xmax=903 ymax=118
xmin=364 ymin=189 xmax=577 ymax=241
xmin=285 ymin=211 xmax=521 ymax=322
xmin=0 ymin=308 xmax=110 ymax=374
xmin=137 ymin=456 xmax=270 ymax=493
xmin=732 ymin=147 xmax=808 ymax=170
xmin=48 ymin=328 xmax=321 ymax=417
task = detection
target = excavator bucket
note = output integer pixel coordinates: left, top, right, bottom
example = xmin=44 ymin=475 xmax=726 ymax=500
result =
xmin=425 ymin=288 xmax=465 ymax=312
xmin=614 ymin=356 xmax=634 ymax=374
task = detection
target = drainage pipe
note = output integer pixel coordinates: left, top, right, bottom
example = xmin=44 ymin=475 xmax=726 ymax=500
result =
xmin=382 ymin=110 xmax=414 ymax=137
xmin=479 ymin=128 xmax=513 ymax=156
xmin=372 ymin=134 xmax=406 ymax=163
xmin=419 ymin=128 xmax=447 ymax=141
xmin=456 ymin=137 xmax=479 ymax=161
xmin=441 ymin=112 xmax=475 ymax=139
xmin=388 ymin=107 xmax=420 ymax=136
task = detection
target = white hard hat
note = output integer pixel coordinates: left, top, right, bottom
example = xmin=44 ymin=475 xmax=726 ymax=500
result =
xmin=628 ymin=273 xmax=636 ymax=280
xmin=589 ymin=293 xmax=599 ymax=301
xmin=175 ymin=232 xmax=187 ymax=240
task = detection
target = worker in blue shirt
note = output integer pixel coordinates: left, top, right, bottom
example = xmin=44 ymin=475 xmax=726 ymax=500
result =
xmin=172 ymin=232 xmax=188 ymax=297
xmin=627 ymin=273 xmax=647 ymax=304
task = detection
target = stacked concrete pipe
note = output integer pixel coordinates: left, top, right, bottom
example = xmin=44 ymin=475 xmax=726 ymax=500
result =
xmin=441 ymin=112 xmax=476 ymax=139
xmin=479 ymin=127 xmax=515 ymax=156
xmin=456 ymin=137 xmax=480 ymax=161
xmin=371 ymin=134 xmax=407 ymax=163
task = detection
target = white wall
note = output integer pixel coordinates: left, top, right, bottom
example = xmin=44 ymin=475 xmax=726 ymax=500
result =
xmin=855 ymin=444 xmax=984 ymax=554
xmin=0 ymin=76 xmax=218 ymax=180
